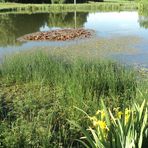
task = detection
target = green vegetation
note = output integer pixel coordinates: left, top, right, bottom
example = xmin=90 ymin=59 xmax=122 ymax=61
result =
xmin=0 ymin=51 xmax=147 ymax=147
xmin=0 ymin=1 xmax=148 ymax=147
xmin=0 ymin=0 xmax=96 ymax=4
xmin=0 ymin=51 xmax=136 ymax=101
xmin=0 ymin=2 xmax=138 ymax=13
xmin=138 ymin=2 xmax=148 ymax=28
xmin=1 ymin=0 xmax=135 ymax=4
xmin=73 ymin=100 xmax=148 ymax=148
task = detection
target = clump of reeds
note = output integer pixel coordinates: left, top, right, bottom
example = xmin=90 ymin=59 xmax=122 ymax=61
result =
xmin=0 ymin=51 xmax=136 ymax=101
xmin=0 ymin=50 xmax=139 ymax=147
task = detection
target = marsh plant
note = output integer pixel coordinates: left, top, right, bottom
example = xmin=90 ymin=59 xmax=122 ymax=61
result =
xmin=0 ymin=51 xmax=136 ymax=101
xmin=0 ymin=51 xmax=145 ymax=147
xmin=73 ymin=100 xmax=148 ymax=148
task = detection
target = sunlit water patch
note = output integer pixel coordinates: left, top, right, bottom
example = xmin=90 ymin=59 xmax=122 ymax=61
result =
xmin=84 ymin=12 xmax=148 ymax=38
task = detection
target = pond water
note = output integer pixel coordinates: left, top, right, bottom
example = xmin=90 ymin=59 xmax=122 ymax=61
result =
xmin=0 ymin=11 xmax=148 ymax=67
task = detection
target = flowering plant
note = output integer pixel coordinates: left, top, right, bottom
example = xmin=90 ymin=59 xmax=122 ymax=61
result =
xmin=71 ymin=100 xmax=148 ymax=148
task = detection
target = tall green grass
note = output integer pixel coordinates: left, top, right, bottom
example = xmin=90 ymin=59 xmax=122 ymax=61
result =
xmin=0 ymin=51 xmax=136 ymax=102
xmin=0 ymin=51 xmax=141 ymax=147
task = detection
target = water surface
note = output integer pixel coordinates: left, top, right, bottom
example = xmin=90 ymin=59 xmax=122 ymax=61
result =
xmin=0 ymin=11 xmax=148 ymax=67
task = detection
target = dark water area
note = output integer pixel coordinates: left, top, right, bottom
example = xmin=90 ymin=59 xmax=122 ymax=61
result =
xmin=0 ymin=11 xmax=148 ymax=67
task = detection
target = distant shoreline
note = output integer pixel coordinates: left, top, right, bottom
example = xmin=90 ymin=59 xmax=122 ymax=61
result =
xmin=0 ymin=2 xmax=138 ymax=13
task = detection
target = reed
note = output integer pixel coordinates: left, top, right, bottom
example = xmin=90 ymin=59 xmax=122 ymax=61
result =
xmin=0 ymin=51 xmax=137 ymax=101
xmin=0 ymin=50 xmax=146 ymax=147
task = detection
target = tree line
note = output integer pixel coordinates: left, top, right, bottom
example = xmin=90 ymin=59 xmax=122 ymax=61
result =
xmin=1 ymin=0 xmax=104 ymax=4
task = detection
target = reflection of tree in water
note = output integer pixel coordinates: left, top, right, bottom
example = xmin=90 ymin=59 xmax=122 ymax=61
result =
xmin=0 ymin=13 xmax=48 ymax=47
xmin=138 ymin=7 xmax=148 ymax=29
xmin=139 ymin=16 xmax=148 ymax=29
xmin=47 ymin=12 xmax=88 ymax=28
xmin=0 ymin=12 xmax=88 ymax=47
xmin=0 ymin=14 xmax=16 ymax=47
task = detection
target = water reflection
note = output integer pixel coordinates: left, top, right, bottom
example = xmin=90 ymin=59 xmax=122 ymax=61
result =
xmin=0 ymin=13 xmax=48 ymax=46
xmin=0 ymin=11 xmax=148 ymax=47
xmin=138 ymin=7 xmax=148 ymax=29
xmin=48 ymin=12 xmax=87 ymax=28
xmin=139 ymin=16 xmax=148 ymax=29
xmin=0 ymin=12 xmax=88 ymax=47
xmin=0 ymin=11 xmax=148 ymax=66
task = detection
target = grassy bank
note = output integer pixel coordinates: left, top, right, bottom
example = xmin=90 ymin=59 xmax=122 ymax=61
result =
xmin=0 ymin=2 xmax=138 ymax=13
xmin=0 ymin=51 xmax=147 ymax=147
xmin=0 ymin=51 xmax=137 ymax=101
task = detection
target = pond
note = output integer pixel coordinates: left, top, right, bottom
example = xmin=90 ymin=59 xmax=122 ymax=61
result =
xmin=0 ymin=11 xmax=148 ymax=67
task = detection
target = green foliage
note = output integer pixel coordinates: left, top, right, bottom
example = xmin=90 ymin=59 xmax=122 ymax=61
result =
xmin=0 ymin=51 xmax=137 ymax=101
xmin=51 ymin=0 xmax=65 ymax=4
xmin=0 ymin=51 xmax=139 ymax=147
xmin=0 ymin=83 xmax=82 ymax=147
xmin=74 ymin=100 xmax=148 ymax=148
xmin=138 ymin=2 xmax=148 ymax=28
xmin=0 ymin=0 xmax=91 ymax=4
xmin=0 ymin=0 xmax=137 ymax=3
xmin=0 ymin=2 xmax=138 ymax=14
